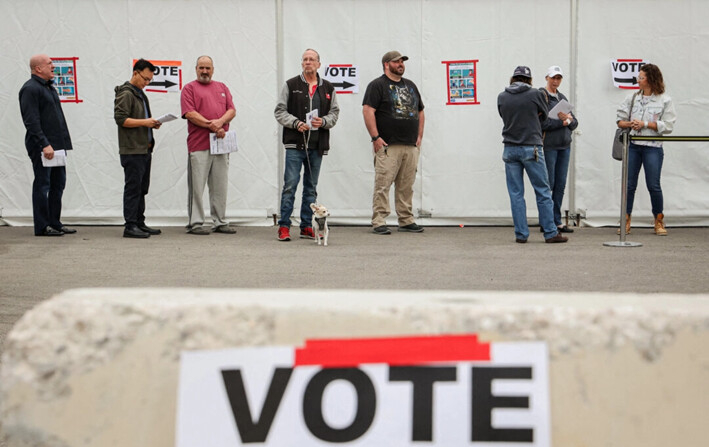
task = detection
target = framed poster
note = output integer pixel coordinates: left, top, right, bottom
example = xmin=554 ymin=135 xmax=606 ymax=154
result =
xmin=51 ymin=57 xmax=82 ymax=103
xmin=442 ymin=60 xmax=479 ymax=105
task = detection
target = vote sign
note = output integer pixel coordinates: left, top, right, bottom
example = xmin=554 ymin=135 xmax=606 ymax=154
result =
xmin=133 ymin=59 xmax=182 ymax=93
xmin=176 ymin=335 xmax=551 ymax=446
xmin=322 ymin=64 xmax=359 ymax=94
xmin=610 ymin=58 xmax=649 ymax=89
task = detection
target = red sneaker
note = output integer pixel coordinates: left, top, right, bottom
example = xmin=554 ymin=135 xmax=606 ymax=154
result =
xmin=300 ymin=227 xmax=315 ymax=239
xmin=277 ymin=226 xmax=291 ymax=241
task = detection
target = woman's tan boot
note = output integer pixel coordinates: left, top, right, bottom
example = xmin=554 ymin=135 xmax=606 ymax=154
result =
xmin=654 ymin=213 xmax=668 ymax=236
xmin=617 ymin=214 xmax=631 ymax=235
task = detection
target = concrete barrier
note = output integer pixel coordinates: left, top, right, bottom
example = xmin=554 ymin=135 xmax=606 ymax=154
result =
xmin=1 ymin=288 xmax=708 ymax=447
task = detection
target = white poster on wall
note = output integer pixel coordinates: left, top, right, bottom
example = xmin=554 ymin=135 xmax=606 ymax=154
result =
xmin=610 ymin=58 xmax=649 ymax=89
xmin=322 ymin=64 xmax=359 ymax=94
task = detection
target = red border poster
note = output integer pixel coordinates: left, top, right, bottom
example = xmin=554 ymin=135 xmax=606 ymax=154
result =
xmin=442 ymin=60 xmax=479 ymax=105
xmin=51 ymin=57 xmax=82 ymax=103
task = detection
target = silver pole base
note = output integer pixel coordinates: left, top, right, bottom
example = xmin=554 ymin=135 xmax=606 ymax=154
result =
xmin=603 ymin=241 xmax=643 ymax=247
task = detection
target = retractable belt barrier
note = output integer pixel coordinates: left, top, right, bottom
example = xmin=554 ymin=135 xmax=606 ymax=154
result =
xmin=604 ymin=134 xmax=709 ymax=248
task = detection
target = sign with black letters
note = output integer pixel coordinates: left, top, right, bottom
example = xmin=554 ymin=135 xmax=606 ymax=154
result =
xmin=322 ymin=64 xmax=359 ymax=94
xmin=610 ymin=58 xmax=649 ymax=89
xmin=176 ymin=335 xmax=550 ymax=446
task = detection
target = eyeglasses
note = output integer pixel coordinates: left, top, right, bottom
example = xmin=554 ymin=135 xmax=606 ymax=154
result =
xmin=137 ymin=72 xmax=153 ymax=83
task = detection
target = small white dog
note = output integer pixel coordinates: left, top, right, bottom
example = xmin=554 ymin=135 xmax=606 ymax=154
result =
xmin=310 ymin=203 xmax=330 ymax=246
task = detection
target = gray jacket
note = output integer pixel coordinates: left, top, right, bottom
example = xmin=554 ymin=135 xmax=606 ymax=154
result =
xmin=497 ymin=82 xmax=548 ymax=146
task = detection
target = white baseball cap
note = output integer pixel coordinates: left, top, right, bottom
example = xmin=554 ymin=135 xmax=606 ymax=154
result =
xmin=546 ymin=65 xmax=564 ymax=78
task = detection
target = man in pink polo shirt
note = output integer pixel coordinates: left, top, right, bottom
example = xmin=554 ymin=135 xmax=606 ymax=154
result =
xmin=180 ymin=55 xmax=236 ymax=235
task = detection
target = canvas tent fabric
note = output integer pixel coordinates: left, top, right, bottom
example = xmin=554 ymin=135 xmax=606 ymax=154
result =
xmin=1 ymin=0 xmax=708 ymax=227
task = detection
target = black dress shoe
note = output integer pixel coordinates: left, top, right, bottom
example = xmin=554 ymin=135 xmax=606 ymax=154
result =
xmin=558 ymin=225 xmax=574 ymax=233
xmin=123 ymin=224 xmax=150 ymax=238
xmin=137 ymin=224 xmax=161 ymax=235
xmin=54 ymin=226 xmax=77 ymax=234
xmin=38 ymin=226 xmax=64 ymax=236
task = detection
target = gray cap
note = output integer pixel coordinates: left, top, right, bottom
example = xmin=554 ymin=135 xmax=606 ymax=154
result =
xmin=382 ymin=51 xmax=409 ymax=64
xmin=513 ymin=65 xmax=532 ymax=78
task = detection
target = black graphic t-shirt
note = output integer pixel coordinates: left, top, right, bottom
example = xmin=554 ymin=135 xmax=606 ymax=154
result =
xmin=362 ymin=75 xmax=424 ymax=145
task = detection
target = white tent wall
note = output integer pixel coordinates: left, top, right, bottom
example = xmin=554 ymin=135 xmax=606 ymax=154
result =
xmin=575 ymin=0 xmax=709 ymax=226
xmin=0 ymin=0 xmax=279 ymax=226
xmin=1 ymin=0 xmax=708 ymax=227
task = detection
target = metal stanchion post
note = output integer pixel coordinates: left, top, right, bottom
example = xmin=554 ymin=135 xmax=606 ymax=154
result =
xmin=605 ymin=131 xmax=642 ymax=247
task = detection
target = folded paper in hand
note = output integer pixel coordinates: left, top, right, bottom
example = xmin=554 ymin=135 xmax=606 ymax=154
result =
xmin=306 ymin=109 xmax=319 ymax=131
xmin=548 ymin=99 xmax=573 ymax=120
xmin=157 ymin=113 xmax=178 ymax=124
xmin=41 ymin=149 xmax=67 ymax=167
xmin=210 ymin=130 xmax=238 ymax=155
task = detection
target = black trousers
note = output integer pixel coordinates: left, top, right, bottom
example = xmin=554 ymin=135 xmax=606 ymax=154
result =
xmin=30 ymin=153 xmax=66 ymax=235
xmin=120 ymin=153 xmax=152 ymax=226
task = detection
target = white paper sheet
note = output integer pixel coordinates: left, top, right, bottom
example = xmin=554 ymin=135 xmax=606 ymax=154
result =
xmin=305 ymin=108 xmax=319 ymax=131
xmin=41 ymin=149 xmax=67 ymax=167
xmin=157 ymin=113 xmax=178 ymax=124
xmin=547 ymin=99 xmax=573 ymax=120
xmin=210 ymin=130 xmax=239 ymax=155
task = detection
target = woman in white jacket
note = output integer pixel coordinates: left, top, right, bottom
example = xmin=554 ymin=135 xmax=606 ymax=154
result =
xmin=616 ymin=63 xmax=676 ymax=235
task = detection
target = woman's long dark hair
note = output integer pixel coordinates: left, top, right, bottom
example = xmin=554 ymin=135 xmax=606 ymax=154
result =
xmin=641 ymin=64 xmax=665 ymax=95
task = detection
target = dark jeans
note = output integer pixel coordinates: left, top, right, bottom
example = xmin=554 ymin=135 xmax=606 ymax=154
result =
xmin=30 ymin=154 xmax=66 ymax=235
xmin=626 ymin=143 xmax=664 ymax=216
xmin=120 ymin=153 xmax=152 ymax=226
xmin=543 ymin=147 xmax=571 ymax=227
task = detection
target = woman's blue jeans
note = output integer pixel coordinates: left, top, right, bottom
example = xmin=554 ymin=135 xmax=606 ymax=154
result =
xmin=543 ymin=147 xmax=570 ymax=227
xmin=626 ymin=142 xmax=664 ymax=216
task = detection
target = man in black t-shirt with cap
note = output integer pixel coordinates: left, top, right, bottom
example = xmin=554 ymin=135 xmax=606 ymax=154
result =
xmin=362 ymin=50 xmax=425 ymax=235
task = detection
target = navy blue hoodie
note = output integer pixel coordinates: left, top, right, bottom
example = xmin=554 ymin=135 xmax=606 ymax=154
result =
xmin=497 ymin=82 xmax=548 ymax=146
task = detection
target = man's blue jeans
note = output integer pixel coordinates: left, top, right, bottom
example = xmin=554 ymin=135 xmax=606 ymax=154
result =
xmin=503 ymin=145 xmax=557 ymax=240
xmin=626 ymin=142 xmax=664 ymax=216
xmin=543 ymin=147 xmax=571 ymax=227
xmin=278 ymin=149 xmax=323 ymax=229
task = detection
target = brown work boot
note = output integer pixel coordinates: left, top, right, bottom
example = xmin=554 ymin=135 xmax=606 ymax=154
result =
xmin=617 ymin=214 xmax=631 ymax=235
xmin=654 ymin=213 xmax=668 ymax=236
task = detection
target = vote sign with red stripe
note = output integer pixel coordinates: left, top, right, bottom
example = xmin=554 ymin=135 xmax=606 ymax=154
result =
xmin=176 ymin=334 xmax=550 ymax=446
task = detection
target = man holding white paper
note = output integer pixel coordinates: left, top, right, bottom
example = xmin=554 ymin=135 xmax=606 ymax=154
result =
xmin=180 ymin=55 xmax=236 ymax=235
xmin=19 ymin=54 xmax=76 ymax=236
xmin=114 ymin=58 xmax=163 ymax=239
xmin=274 ymin=48 xmax=339 ymax=241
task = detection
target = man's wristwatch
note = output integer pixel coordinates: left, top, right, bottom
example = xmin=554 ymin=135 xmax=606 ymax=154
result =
xmin=371 ymin=135 xmax=380 ymax=142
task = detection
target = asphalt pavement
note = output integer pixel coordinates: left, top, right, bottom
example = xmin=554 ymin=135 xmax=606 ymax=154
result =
xmin=2 ymin=224 xmax=708 ymax=351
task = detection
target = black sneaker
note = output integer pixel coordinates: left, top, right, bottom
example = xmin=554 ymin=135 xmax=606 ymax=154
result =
xmin=398 ymin=223 xmax=424 ymax=233
xmin=372 ymin=226 xmax=391 ymax=235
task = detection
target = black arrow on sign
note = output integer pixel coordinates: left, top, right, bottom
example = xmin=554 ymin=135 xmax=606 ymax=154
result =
xmin=149 ymin=80 xmax=177 ymax=88
xmin=614 ymin=76 xmax=638 ymax=85
xmin=331 ymin=81 xmax=355 ymax=89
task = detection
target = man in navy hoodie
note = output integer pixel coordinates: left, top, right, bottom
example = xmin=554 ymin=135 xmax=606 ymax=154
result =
xmin=497 ymin=66 xmax=568 ymax=244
